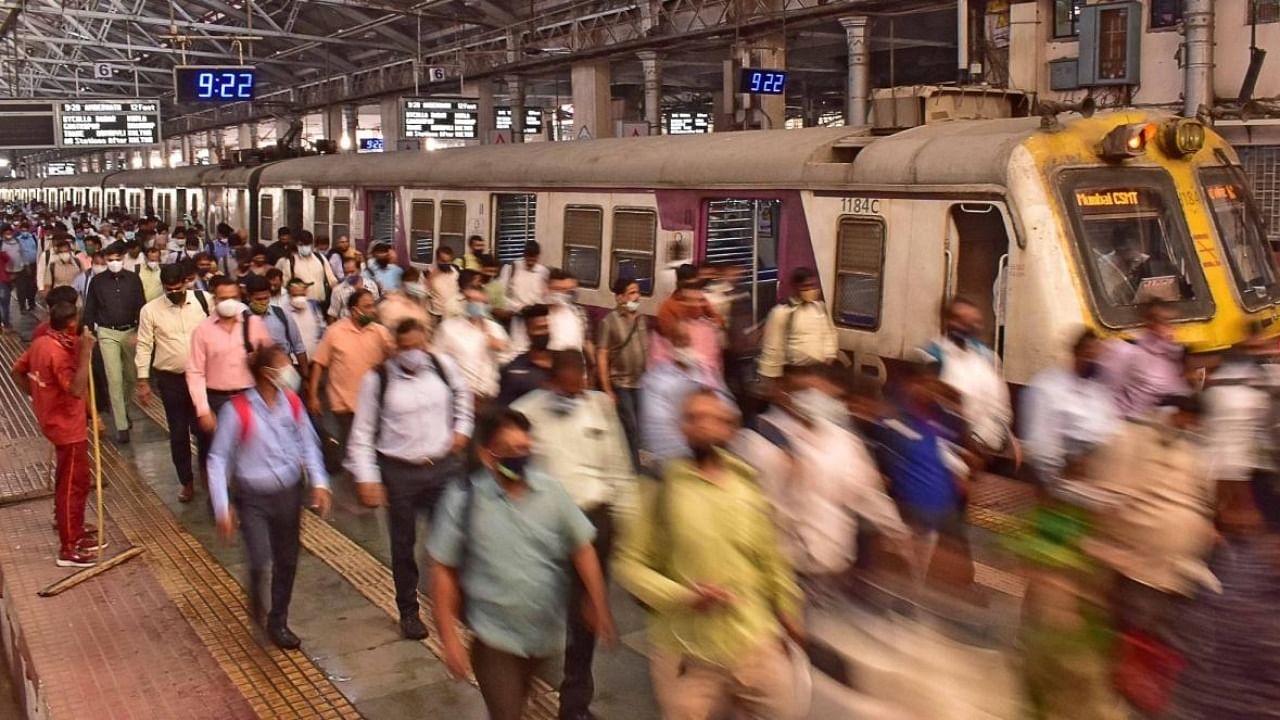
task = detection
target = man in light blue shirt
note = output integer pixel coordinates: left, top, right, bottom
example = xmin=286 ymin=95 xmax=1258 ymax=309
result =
xmin=244 ymin=274 xmax=309 ymax=373
xmin=363 ymin=241 xmax=403 ymax=293
xmin=207 ymin=344 xmax=331 ymax=651
xmin=429 ymin=409 xmax=614 ymax=720
xmin=639 ymin=348 xmax=733 ymax=469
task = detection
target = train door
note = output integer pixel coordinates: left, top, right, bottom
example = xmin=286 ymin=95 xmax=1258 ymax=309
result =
xmin=366 ymin=190 xmax=396 ymax=250
xmin=144 ymin=188 xmax=154 ymax=216
xmin=946 ymin=203 xmax=1012 ymax=356
xmin=283 ymin=189 xmax=304 ymax=235
xmin=703 ymin=198 xmax=780 ymax=325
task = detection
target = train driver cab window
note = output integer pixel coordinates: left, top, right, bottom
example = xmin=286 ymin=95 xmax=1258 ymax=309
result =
xmin=1199 ymin=167 xmax=1280 ymax=310
xmin=611 ymin=209 xmax=657 ymax=295
xmin=259 ymin=194 xmax=275 ymax=242
xmin=1061 ymin=169 xmax=1212 ymax=326
xmin=332 ymin=197 xmax=351 ymax=241
xmin=563 ymin=206 xmax=603 ymax=288
xmin=410 ymin=200 xmax=435 ymax=264
xmin=834 ymin=217 xmax=885 ymax=329
xmin=314 ymin=196 xmax=331 ymax=240
xmin=439 ymin=201 xmax=467 ymax=257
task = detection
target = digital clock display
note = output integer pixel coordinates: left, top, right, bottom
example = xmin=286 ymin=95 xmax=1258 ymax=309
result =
xmin=738 ymin=68 xmax=787 ymax=95
xmin=174 ymin=66 xmax=257 ymax=103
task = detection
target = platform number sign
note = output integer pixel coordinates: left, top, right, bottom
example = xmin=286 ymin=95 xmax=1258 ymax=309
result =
xmin=94 ymin=63 xmax=112 ymax=79
xmin=739 ymin=68 xmax=787 ymax=95
xmin=174 ymin=66 xmax=257 ymax=103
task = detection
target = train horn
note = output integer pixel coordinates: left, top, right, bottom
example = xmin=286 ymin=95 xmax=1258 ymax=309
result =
xmin=1036 ymin=97 xmax=1097 ymax=119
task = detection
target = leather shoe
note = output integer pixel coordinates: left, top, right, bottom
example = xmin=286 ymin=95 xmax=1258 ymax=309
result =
xmin=268 ymin=624 xmax=301 ymax=650
xmin=178 ymin=483 xmax=195 ymax=503
xmin=400 ymin=614 xmax=428 ymax=640
xmin=114 ymin=429 xmax=130 ymax=444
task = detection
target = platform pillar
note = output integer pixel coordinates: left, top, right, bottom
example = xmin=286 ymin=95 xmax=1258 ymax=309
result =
xmin=571 ymin=60 xmax=613 ymax=140
xmin=638 ymin=51 xmax=662 ymax=135
xmin=463 ymin=77 xmax=497 ymax=144
xmin=1008 ymin=2 xmax=1046 ymax=93
xmin=379 ymin=96 xmax=403 ymax=150
xmin=238 ymin=123 xmax=258 ymax=151
xmin=840 ymin=16 xmax=871 ymax=127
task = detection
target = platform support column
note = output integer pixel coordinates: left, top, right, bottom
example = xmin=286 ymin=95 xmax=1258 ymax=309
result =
xmin=1008 ymin=2 xmax=1045 ymax=94
xmin=571 ymin=60 xmax=613 ymax=140
xmin=840 ymin=16 xmax=871 ymax=127
xmin=638 ymin=51 xmax=662 ymax=135
xmin=238 ymin=123 xmax=258 ymax=151
xmin=463 ymin=77 xmax=497 ymax=144
xmin=379 ymin=96 xmax=403 ymax=150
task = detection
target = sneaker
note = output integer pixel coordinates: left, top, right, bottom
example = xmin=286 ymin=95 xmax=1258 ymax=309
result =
xmin=56 ymin=549 xmax=98 ymax=568
xmin=400 ymin=614 xmax=429 ymax=640
xmin=76 ymin=535 xmax=108 ymax=551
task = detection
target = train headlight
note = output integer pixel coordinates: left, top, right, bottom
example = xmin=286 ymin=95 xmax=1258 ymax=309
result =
xmin=1098 ymin=123 xmax=1157 ymax=161
xmin=1160 ymin=118 xmax=1206 ymax=157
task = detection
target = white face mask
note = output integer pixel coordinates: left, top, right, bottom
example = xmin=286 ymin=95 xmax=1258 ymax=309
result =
xmin=57 ymin=251 xmax=72 ymax=262
xmin=146 ymin=260 xmax=160 ymax=270
xmin=270 ymin=365 xmax=302 ymax=392
xmin=625 ymin=300 xmax=640 ymax=313
xmin=106 ymin=260 xmax=124 ymax=274
xmin=791 ymin=388 xmax=848 ymax=428
xmin=290 ymin=295 xmax=309 ymax=310
xmin=92 ymin=265 xmax=107 ymax=275
xmin=215 ymin=298 xmax=242 ymax=318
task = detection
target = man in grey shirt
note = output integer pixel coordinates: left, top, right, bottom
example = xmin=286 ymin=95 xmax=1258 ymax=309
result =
xmin=345 ymin=318 xmax=474 ymax=640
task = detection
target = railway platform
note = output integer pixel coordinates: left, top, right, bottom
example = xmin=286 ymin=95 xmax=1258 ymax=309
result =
xmin=0 ymin=308 xmax=1035 ymax=720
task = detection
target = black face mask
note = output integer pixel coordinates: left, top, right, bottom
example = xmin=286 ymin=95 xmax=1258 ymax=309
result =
xmin=438 ymin=262 xmax=453 ymax=271
xmin=690 ymin=445 xmax=718 ymax=464
xmin=166 ymin=290 xmax=187 ymax=306
xmin=529 ymin=334 xmax=550 ymax=352
xmin=1080 ymin=360 xmax=1102 ymax=380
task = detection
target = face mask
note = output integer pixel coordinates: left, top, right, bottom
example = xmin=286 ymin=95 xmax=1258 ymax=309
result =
xmin=530 ymin=334 xmax=551 ymax=352
xmin=398 ymin=348 xmax=429 ymax=373
xmin=124 ymin=231 xmax=135 ymax=240
xmin=624 ymin=300 xmax=640 ymax=313
xmin=549 ymin=392 xmax=579 ymax=417
xmin=166 ymin=290 xmax=187 ymax=305
xmin=947 ymin=329 xmax=971 ymax=347
xmin=92 ymin=265 xmax=107 ymax=275
xmin=799 ymin=288 xmax=821 ymax=303
xmin=404 ymin=282 xmax=428 ymax=299
xmin=465 ymin=301 xmax=490 ymax=320
xmin=215 ymin=298 xmax=242 ymax=318
xmin=270 ymin=365 xmax=302 ymax=392
xmin=290 ymin=295 xmax=309 ymax=310
xmin=146 ymin=260 xmax=160 ymax=270
xmin=437 ymin=262 xmax=453 ymax=272
xmin=57 ymin=251 xmax=71 ymax=261
xmin=354 ymin=311 xmax=375 ymax=327
xmin=690 ymin=444 xmax=719 ymax=464
xmin=249 ymin=300 xmax=271 ymax=316
xmin=1080 ymin=360 xmax=1102 ymax=380
xmin=196 ymin=266 xmax=211 ymax=276
xmin=345 ymin=275 xmax=361 ymax=286
xmin=298 ymin=246 xmax=313 ymax=258
xmin=495 ymin=454 xmax=530 ymax=481
xmin=792 ymin=388 xmax=848 ymax=427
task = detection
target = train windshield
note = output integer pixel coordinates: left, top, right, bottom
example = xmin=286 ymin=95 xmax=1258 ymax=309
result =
xmin=1060 ymin=168 xmax=1212 ymax=327
xmin=1198 ymin=167 xmax=1280 ymax=310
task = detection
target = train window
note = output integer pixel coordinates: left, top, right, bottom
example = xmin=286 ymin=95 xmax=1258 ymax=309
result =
xmin=611 ymin=208 xmax=657 ymax=296
xmin=439 ymin=201 xmax=467 ymax=257
xmin=259 ymin=194 xmax=274 ymax=242
xmin=410 ymin=200 xmax=435 ymax=264
xmin=1199 ymin=167 xmax=1280 ymax=310
xmin=1060 ymin=168 xmax=1212 ymax=326
xmin=332 ymin=197 xmax=351 ymax=241
xmin=314 ymin=196 xmax=330 ymax=241
xmin=563 ymin=205 xmax=603 ymax=288
xmin=834 ymin=217 xmax=885 ymax=330
xmin=495 ymin=194 xmax=538 ymax=265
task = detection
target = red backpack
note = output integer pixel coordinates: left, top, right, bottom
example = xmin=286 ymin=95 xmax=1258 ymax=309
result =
xmin=231 ymin=390 xmax=304 ymax=443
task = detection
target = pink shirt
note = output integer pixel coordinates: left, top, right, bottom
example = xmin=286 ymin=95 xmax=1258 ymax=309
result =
xmin=647 ymin=317 xmax=723 ymax=376
xmin=186 ymin=314 xmax=271 ymax=417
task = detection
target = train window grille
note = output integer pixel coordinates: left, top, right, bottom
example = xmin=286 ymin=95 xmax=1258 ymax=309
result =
xmin=563 ymin=205 xmax=603 ymax=288
xmin=259 ymin=195 xmax=274 ymax=243
xmin=314 ymin=196 xmax=331 ymax=242
xmin=410 ymin=200 xmax=435 ymax=264
xmin=332 ymin=197 xmax=351 ymax=242
xmin=611 ymin=209 xmax=657 ymax=295
xmin=439 ymin=201 xmax=467 ymax=257
xmin=495 ymin=194 xmax=538 ymax=265
xmin=1239 ymin=146 xmax=1280 ymax=249
xmin=1149 ymin=0 xmax=1181 ymax=28
xmin=705 ymin=199 xmax=780 ymax=319
xmin=835 ymin=217 xmax=885 ymax=330
xmin=1252 ymin=0 xmax=1279 ymax=23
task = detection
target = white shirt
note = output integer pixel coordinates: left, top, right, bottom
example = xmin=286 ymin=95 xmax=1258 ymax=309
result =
xmin=432 ymin=316 xmax=511 ymax=399
xmin=501 ymin=262 xmax=549 ymax=311
xmin=919 ymin=336 xmax=1013 ymax=452
xmin=288 ymin=300 xmax=325 ymax=356
xmin=278 ymin=252 xmax=337 ymax=302
xmin=548 ymin=302 xmax=587 ymax=351
xmin=1020 ymin=366 xmax=1121 ymax=480
xmin=428 ymin=266 xmax=459 ymax=316
xmin=731 ymin=409 xmax=908 ymax=575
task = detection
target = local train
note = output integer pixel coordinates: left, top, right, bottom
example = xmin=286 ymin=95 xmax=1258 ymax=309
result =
xmin=3 ymin=109 xmax=1275 ymax=384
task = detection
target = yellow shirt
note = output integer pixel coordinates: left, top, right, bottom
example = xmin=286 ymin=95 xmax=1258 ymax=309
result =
xmin=135 ymin=291 xmax=212 ymax=379
xmin=615 ymin=450 xmax=802 ymax=666
xmin=137 ymin=264 xmax=164 ymax=302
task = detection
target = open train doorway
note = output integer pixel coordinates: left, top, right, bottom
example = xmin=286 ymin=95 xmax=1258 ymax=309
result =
xmin=703 ymin=198 xmax=780 ymax=326
xmin=366 ymin=191 xmax=396 ymax=250
xmin=284 ymin=189 xmax=304 ymax=236
xmin=947 ymin=203 xmax=1011 ymax=356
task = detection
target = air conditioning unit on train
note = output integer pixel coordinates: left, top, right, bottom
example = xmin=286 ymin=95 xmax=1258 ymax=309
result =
xmin=870 ymin=86 xmax=1027 ymax=131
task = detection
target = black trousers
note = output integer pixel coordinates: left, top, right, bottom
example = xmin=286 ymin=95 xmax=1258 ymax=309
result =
xmin=13 ymin=268 xmax=35 ymax=311
xmin=154 ymin=370 xmax=208 ymax=486
xmin=91 ymin=347 xmax=110 ymax=413
xmin=381 ymin=453 xmax=462 ymax=619
xmin=235 ymin=482 xmax=303 ymax=628
xmin=560 ymin=505 xmax=614 ymax=719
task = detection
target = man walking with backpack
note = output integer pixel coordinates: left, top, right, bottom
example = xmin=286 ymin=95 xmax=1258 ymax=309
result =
xmin=429 ymin=408 xmax=614 ymax=720
xmin=208 ymin=344 xmax=331 ymax=650
xmin=277 ymin=230 xmax=336 ymax=304
xmin=136 ymin=264 xmax=214 ymax=503
xmin=244 ymin=274 xmax=310 ymax=378
xmin=187 ymin=276 xmax=272 ymax=438
xmin=346 ymin=318 xmax=473 ymax=640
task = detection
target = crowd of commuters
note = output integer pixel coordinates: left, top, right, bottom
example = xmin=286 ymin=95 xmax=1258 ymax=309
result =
xmin=5 ymin=199 xmax=1278 ymax=720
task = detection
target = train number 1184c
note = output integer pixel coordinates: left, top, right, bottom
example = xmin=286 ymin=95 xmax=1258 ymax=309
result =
xmin=841 ymin=197 xmax=882 ymax=215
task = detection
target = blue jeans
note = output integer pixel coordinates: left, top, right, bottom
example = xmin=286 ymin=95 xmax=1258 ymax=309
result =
xmin=614 ymin=386 xmax=641 ymax=470
xmin=0 ymin=281 xmax=11 ymax=327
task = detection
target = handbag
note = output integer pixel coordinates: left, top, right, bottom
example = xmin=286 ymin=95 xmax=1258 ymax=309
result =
xmin=1113 ymin=629 xmax=1185 ymax=715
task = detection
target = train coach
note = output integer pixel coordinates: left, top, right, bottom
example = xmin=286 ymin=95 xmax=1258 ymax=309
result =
xmin=5 ymin=108 xmax=1277 ymax=385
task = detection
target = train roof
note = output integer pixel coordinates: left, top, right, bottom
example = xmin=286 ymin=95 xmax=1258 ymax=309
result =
xmin=848 ymin=115 xmax=1047 ymax=186
xmin=42 ymin=172 xmax=116 ymax=188
xmin=102 ymin=166 xmax=213 ymax=188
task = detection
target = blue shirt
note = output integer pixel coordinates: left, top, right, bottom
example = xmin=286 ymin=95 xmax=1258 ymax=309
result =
xmin=258 ymin=306 xmax=306 ymax=357
xmin=364 ymin=261 xmax=403 ymax=293
xmin=427 ymin=469 xmax=595 ymax=658
xmin=639 ymin=361 xmax=732 ymax=466
xmin=869 ymin=411 xmax=958 ymax=518
xmin=206 ymin=387 xmax=329 ymax=520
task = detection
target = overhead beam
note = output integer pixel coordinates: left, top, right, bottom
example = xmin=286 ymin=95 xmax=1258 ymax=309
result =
xmin=13 ymin=35 xmax=323 ymax=68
